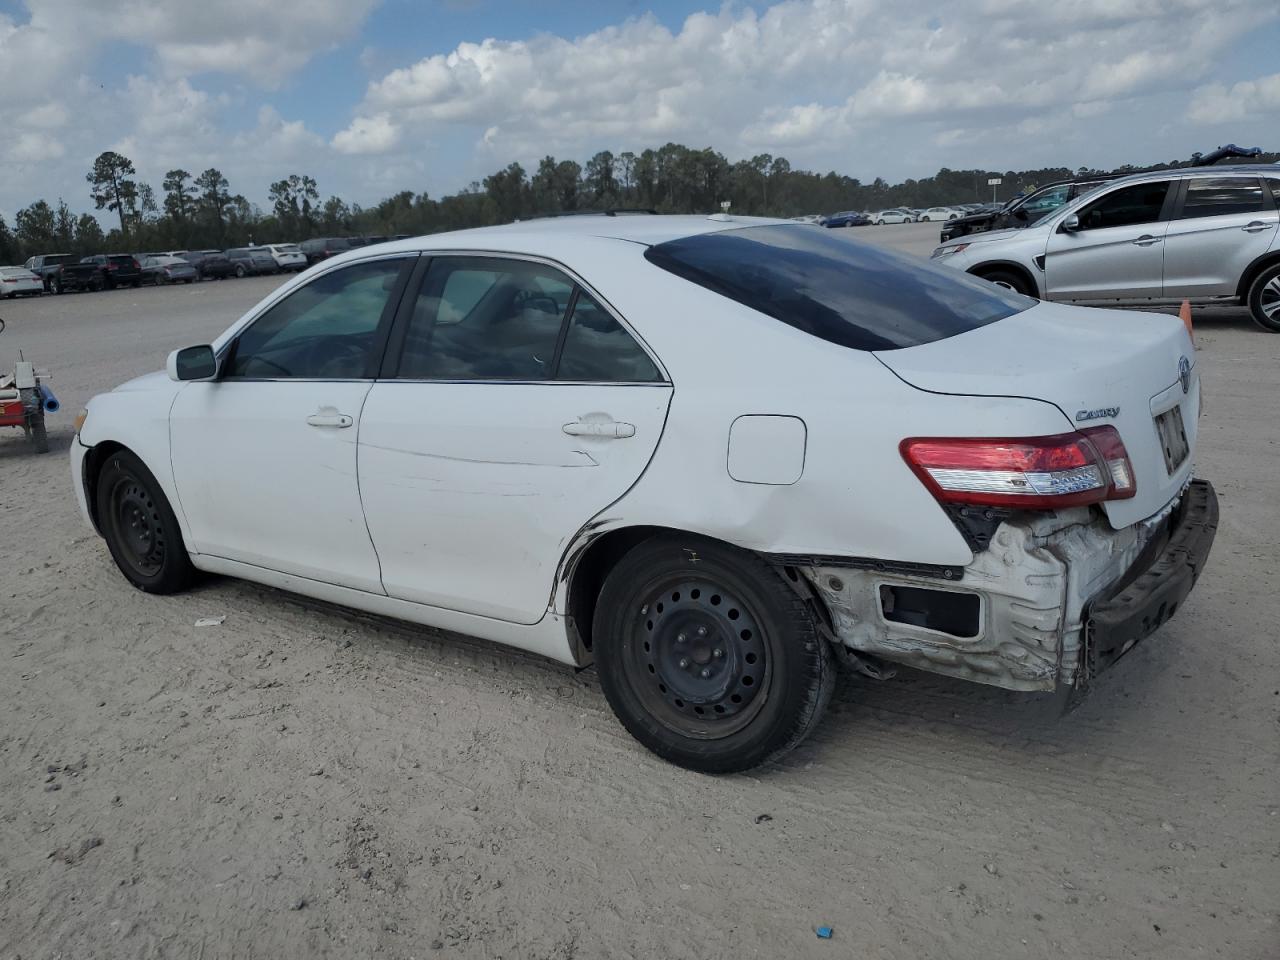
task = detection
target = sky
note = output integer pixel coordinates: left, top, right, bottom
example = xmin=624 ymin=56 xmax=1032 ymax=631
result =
xmin=1 ymin=0 xmax=1278 ymax=223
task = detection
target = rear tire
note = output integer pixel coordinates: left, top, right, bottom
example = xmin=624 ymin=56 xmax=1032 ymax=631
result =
xmin=234 ymin=264 xmax=246 ymax=278
xmin=19 ymin=389 xmax=48 ymax=454
xmin=592 ymin=534 xmax=835 ymax=773
xmin=96 ymin=449 xmax=195 ymax=594
xmin=1246 ymin=263 xmax=1280 ymax=333
xmin=977 ymin=268 xmax=1035 ymax=297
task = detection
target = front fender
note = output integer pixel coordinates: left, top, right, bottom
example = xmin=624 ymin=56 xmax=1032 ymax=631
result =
xmin=77 ymin=379 xmax=194 ymax=552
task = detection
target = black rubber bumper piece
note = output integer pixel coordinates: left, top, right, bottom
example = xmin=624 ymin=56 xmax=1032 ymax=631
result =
xmin=1077 ymin=479 xmax=1219 ymax=692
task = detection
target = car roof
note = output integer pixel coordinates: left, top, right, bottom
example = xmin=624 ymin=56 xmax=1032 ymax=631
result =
xmin=1101 ymin=163 xmax=1280 ymax=187
xmin=328 ymin=214 xmax=794 ymax=261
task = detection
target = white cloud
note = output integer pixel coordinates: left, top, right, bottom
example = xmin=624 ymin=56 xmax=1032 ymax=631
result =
xmin=332 ymin=113 xmax=401 ymax=154
xmin=338 ymin=0 xmax=1275 ymax=168
xmin=1187 ymin=72 xmax=1280 ymax=123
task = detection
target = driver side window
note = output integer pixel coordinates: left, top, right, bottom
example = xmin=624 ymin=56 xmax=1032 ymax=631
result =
xmin=1075 ymin=181 xmax=1172 ymax=231
xmin=227 ymin=259 xmax=406 ymax=379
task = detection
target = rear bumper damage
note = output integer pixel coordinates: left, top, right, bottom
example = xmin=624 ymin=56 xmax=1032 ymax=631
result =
xmin=803 ymin=480 xmax=1218 ymax=692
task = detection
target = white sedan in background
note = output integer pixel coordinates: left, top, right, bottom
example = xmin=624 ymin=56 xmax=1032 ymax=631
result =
xmin=71 ymin=215 xmax=1218 ymax=772
xmin=919 ymin=206 xmax=963 ymax=221
xmin=264 ymin=243 xmax=308 ymax=272
xmin=0 ymin=265 xmax=43 ymax=297
xmin=871 ymin=209 xmax=916 ymax=224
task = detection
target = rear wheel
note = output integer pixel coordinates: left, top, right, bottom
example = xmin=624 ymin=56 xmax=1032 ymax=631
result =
xmin=52 ymin=277 xmax=63 ymax=295
xmin=977 ymin=268 xmax=1035 ymax=297
xmin=592 ymin=534 xmax=835 ymax=773
xmin=234 ymin=264 xmax=247 ymax=278
xmin=1246 ymin=263 xmax=1280 ymax=333
xmin=96 ymin=449 xmax=195 ymax=593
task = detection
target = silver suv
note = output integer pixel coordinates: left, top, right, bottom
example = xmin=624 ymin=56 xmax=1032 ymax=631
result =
xmin=930 ymin=166 xmax=1280 ymax=332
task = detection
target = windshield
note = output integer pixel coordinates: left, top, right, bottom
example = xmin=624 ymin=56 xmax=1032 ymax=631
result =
xmin=644 ymin=224 xmax=1032 ymax=352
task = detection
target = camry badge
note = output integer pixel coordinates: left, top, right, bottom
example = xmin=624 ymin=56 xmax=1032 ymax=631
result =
xmin=1075 ymin=406 xmax=1120 ymax=422
xmin=1179 ymin=355 xmax=1192 ymax=395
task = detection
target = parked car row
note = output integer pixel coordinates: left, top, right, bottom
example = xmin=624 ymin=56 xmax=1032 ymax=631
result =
xmin=8 ymin=235 xmax=409 ymax=296
xmin=791 ymin=203 xmax=1004 ymax=229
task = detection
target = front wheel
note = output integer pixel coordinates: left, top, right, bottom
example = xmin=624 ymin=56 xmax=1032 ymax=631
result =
xmin=234 ymin=264 xmax=247 ymax=278
xmin=593 ymin=534 xmax=835 ymax=773
xmin=977 ymin=268 xmax=1035 ymax=297
xmin=1246 ymin=263 xmax=1280 ymax=333
xmin=96 ymin=449 xmax=196 ymax=593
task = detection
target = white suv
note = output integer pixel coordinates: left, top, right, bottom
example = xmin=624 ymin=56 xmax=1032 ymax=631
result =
xmin=931 ymin=166 xmax=1280 ymax=332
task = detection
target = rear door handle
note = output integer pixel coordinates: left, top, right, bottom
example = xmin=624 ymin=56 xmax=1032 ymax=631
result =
xmin=1131 ymin=235 xmax=1162 ymax=246
xmin=306 ymin=412 xmax=354 ymax=428
xmin=563 ymin=420 xmax=636 ymax=439
xmin=1242 ymin=221 xmax=1272 ymax=233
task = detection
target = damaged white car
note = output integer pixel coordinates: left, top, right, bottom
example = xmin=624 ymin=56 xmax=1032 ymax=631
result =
xmin=71 ymin=216 xmax=1218 ymax=772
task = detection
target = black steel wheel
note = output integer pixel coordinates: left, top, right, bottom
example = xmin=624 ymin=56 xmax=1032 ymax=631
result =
xmin=593 ymin=534 xmax=835 ymax=773
xmin=96 ymin=449 xmax=195 ymax=593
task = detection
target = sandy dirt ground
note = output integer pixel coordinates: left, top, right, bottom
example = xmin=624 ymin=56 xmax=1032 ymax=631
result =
xmin=1 ymin=223 xmax=1277 ymax=959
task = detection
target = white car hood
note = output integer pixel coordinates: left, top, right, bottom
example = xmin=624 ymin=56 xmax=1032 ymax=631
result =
xmin=874 ymin=301 xmax=1199 ymax=528
xmin=112 ymin=370 xmax=176 ymax=394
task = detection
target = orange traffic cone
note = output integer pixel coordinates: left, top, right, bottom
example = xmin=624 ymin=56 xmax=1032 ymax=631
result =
xmin=1179 ymin=299 xmax=1193 ymax=338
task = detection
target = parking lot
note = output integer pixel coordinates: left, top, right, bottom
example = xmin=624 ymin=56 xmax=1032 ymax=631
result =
xmin=1 ymin=221 xmax=1277 ymax=959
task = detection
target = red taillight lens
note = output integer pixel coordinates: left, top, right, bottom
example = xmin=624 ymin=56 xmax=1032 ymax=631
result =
xmin=132 ymin=259 xmax=140 ymax=269
xmin=901 ymin=428 xmax=1136 ymax=510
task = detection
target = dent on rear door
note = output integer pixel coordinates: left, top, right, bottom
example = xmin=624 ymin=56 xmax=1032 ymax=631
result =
xmin=357 ymin=381 xmax=672 ymax=624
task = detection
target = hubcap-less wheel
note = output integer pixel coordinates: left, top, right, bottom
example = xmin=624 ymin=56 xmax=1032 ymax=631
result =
xmin=108 ymin=477 xmax=166 ymax=578
xmin=633 ymin=579 xmax=769 ymax=736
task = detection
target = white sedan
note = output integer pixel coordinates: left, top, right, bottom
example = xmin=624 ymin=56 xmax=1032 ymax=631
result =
xmin=71 ymin=215 xmax=1218 ymax=772
xmin=0 ymin=265 xmax=43 ymax=297
xmin=871 ymin=209 xmax=915 ymax=224
xmin=918 ymin=206 xmax=962 ymax=221
xmin=264 ymin=243 xmax=308 ymax=272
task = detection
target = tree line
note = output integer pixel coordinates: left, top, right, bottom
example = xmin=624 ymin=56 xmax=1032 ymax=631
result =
xmin=2 ymin=144 xmax=1276 ymax=264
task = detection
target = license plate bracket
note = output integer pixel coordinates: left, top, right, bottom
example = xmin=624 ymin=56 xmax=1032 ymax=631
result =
xmin=1155 ymin=406 xmax=1189 ymax=474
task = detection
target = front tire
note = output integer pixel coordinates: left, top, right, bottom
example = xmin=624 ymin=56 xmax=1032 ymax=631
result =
xmin=592 ymin=534 xmax=835 ymax=773
xmin=1246 ymin=263 xmax=1280 ymax=333
xmin=977 ymin=268 xmax=1035 ymax=297
xmin=234 ymin=264 xmax=247 ymax=278
xmin=96 ymin=449 xmax=195 ymax=594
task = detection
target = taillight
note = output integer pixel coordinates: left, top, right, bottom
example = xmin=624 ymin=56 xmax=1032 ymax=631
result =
xmin=132 ymin=259 xmax=140 ymax=269
xmin=900 ymin=427 xmax=1136 ymax=510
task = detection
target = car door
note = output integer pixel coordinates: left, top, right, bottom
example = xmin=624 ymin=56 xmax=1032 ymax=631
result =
xmin=358 ymin=254 xmax=673 ymax=624
xmin=169 ymin=255 xmax=415 ymax=593
xmin=1044 ymin=179 xmax=1175 ymax=300
xmin=1161 ymin=176 xmax=1279 ymax=297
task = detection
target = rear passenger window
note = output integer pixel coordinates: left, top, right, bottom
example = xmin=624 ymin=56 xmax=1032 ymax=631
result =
xmin=556 ymin=293 xmax=660 ymax=382
xmin=1180 ymin=178 xmax=1265 ymax=219
xmin=1267 ymin=179 xmax=1280 ymax=209
xmin=398 ymin=257 xmax=572 ymax=381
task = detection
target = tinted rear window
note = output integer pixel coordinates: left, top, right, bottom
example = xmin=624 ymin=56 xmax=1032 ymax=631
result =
xmin=643 ymin=223 xmax=1031 ymax=351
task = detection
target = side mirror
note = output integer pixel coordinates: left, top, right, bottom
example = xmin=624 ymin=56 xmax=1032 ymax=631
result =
xmin=167 ymin=345 xmax=218 ymax=382
xmin=1060 ymin=214 xmax=1080 ymax=233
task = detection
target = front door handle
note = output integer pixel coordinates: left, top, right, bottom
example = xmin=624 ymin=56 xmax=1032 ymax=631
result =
xmin=563 ymin=420 xmax=636 ymax=439
xmin=1242 ymin=221 xmax=1272 ymax=233
xmin=306 ymin=412 xmax=354 ymax=428
xmin=1131 ymin=235 xmax=1162 ymax=246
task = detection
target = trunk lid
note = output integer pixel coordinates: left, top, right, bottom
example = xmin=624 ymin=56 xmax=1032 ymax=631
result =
xmin=875 ymin=301 xmax=1198 ymax=528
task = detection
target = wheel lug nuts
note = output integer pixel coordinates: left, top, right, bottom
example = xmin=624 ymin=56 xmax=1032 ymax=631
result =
xmin=700 ymin=668 xmax=711 ymax=679
xmin=713 ymin=648 xmax=724 ymax=659
xmin=696 ymin=626 xmax=708 ymax=637
xmin=678 ymin=658 xmax=690 ymax=669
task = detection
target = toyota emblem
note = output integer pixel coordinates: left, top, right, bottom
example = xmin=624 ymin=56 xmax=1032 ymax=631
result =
xmin=1178 ymin=355 xmax=1192 ymax=395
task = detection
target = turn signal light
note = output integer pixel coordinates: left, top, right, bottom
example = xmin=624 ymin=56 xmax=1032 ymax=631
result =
xmin=901 ymin=427 xmax=1136 ymax=510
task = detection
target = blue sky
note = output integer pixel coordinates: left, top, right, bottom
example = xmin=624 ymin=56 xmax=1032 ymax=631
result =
xmin=1 ymin=0 xmax=1278 ymax=222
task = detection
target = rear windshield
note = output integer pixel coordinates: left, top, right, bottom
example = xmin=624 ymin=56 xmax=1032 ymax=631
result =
xmin=108 ymin=255 xmax=135 ymax=264
xmin=275 ymin=244 xmax=301 ymax=253
xmin=644 ymin=223 xmax=1031 ymax=351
